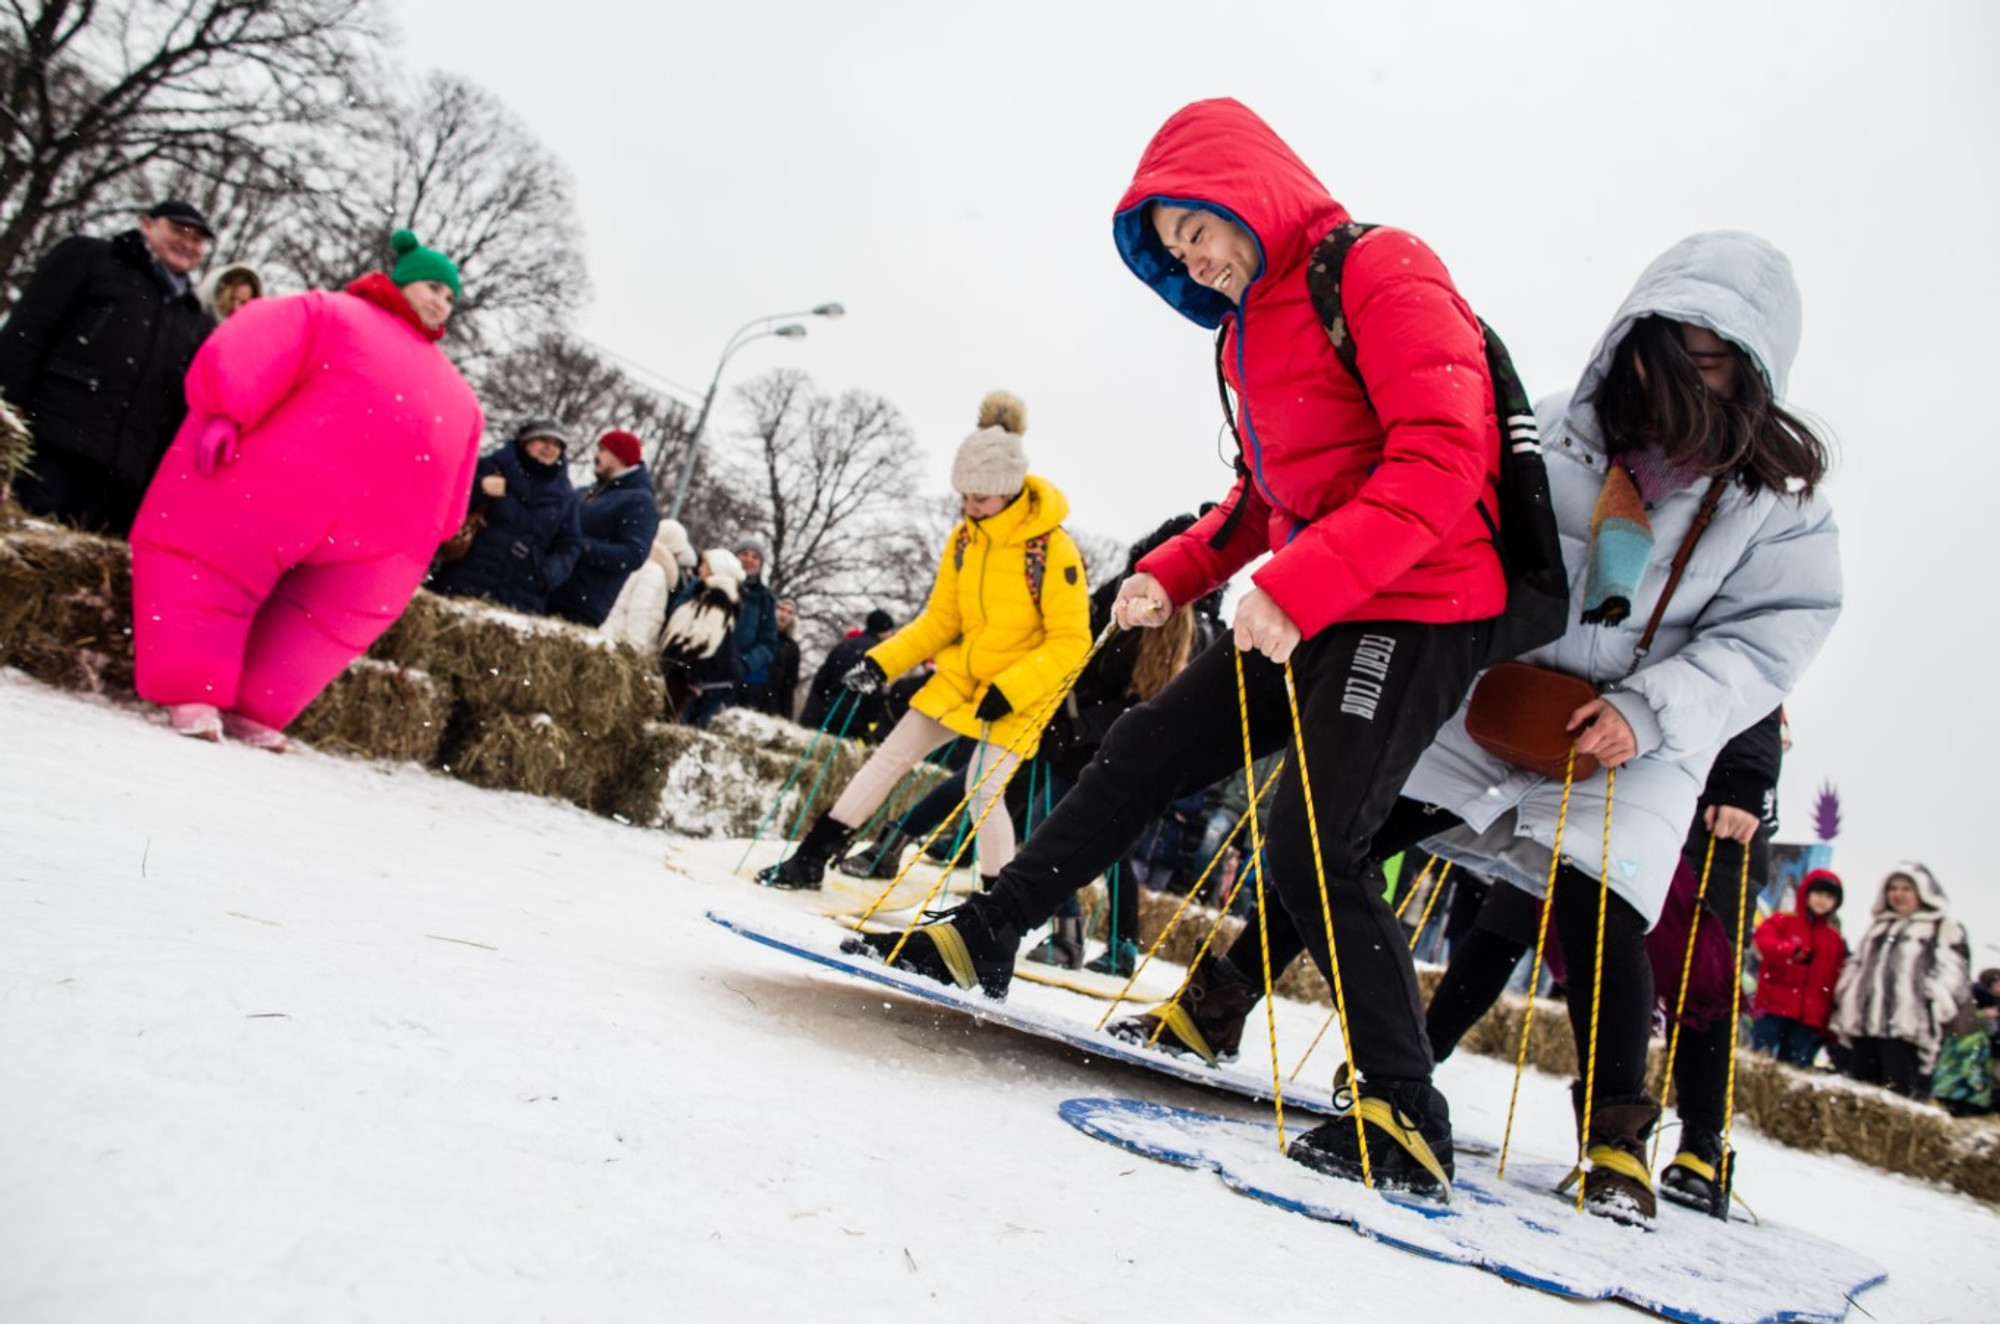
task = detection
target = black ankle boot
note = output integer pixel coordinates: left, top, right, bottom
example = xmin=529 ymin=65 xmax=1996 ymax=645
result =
xmin=834 ymin=827 xmax=914 ymax=881
xmin=756 ymin=817 xmax=856 ymax=891
xmin=841 ymin=891 xmax=1022 ymax=998
xmin=1026 ymin=915 xmax=1085 ymax=970
xmin=1107 ymin=954 xmax=1258 ymax=1065
xmin=1659 ymin=1121 xmax=1733 ymax=1219
xmin=1289 ymin=1077 xmax=1455 ymax=1198
xmin=1084 ymin=938 xmax=1139 ymax=978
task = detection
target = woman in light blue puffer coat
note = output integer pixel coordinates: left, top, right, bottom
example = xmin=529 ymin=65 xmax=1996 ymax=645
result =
xmin=1401 ymin=230 xmax=1844 ymax=1220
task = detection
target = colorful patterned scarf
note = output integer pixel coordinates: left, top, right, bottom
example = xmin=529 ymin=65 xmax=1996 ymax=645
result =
xmin=1582 ymin=447 xmax=1709 ymax=625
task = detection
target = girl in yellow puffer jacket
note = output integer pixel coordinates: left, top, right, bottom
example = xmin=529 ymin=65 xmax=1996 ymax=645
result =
xmin=758 ymin=391 xmax=1090 ymax=891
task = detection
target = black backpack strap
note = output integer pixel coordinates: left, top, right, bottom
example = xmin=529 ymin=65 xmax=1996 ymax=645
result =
xmin=1205 ymin=325 xmax=1254 ymax=550
xmin=1304 ymin=221 xmax=1379 ymax=409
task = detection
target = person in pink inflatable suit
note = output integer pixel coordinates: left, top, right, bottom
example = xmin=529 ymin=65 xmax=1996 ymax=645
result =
xmin=129 ymin=229 xmax=483 ymax=751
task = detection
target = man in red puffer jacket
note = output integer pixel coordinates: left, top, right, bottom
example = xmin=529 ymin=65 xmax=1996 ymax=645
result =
xmin=1751 ymin=870 xmax=1848 ymax=1066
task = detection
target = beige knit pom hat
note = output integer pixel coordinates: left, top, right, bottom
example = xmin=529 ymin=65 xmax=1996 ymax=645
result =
xmin=950 ymin=391 xmax=1029 ymax=497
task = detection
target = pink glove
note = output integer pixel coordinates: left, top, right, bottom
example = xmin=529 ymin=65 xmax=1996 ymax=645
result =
xmin=193 ymin=417 xmax=240 ymax=476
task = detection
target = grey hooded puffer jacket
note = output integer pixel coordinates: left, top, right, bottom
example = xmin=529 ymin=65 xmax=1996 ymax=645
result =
xmin=1401 ymin=231 xmax=1844 ymax=924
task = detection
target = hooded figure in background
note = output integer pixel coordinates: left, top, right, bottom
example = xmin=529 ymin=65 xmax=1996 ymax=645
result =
xmin=196 ymin=262 xmax=264 ymax=320
xmin=128 ymin=229 xmax=483 ymax=749
xmin=1751 ymin=869 xmax=1849 ymax=1066
xmin=1831 ymin=863 xmax=1972 ymax=1098
xmin=428 ymin=416 xmax=584 ymax=615
xmin=602 ymin=517 xmax=696 ymax=652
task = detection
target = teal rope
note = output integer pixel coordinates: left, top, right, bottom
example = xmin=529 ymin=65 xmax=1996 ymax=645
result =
xmin=735 ymin=689 xmax=856 ymax=873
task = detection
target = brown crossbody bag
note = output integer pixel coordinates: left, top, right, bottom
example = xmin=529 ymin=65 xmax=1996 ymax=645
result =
xmin=1462 ymin=478 xmax=1724 ymax=780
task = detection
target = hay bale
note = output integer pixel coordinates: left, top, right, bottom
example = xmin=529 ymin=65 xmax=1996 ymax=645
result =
xmin=291 ymin=658 xmax=452 ymax=764
xmin=447 ymin=710 xmax=591 ymax=802
xmin=372 ymin=591 xmax=663 ymax=733
xmin=0 ymin=523 xmax=134 ymax=694
xmin=594 ymin=720 xmax=682 ymax=826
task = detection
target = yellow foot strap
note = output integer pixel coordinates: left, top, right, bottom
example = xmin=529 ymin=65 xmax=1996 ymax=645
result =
xmin=924 ymin=922 xmax=978 ymax=990
xmin=1558 ymin=1144 xmax=1654 ymax=1195
xmin=1355 ymin=1097 xmax=1453 ymax=1200
xmin=1666 ymin=1151 xmax=1717 ymax=1183
xmin=1144 ymin=1001 xmax=1218 ymax=1067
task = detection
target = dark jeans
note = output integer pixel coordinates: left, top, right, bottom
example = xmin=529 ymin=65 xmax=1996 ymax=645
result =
xmin=16 ymin=445 xmax=146 ymax=536
xmin=985 ymin=621 xmax=1488 ymax=1083
xmin=1848 ymin=1036 xmax=1927 ymax=1098
xmin=1750 ymin=1014 xmax=1824 ymax=1069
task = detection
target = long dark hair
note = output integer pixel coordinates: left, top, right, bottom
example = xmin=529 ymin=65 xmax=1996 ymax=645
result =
xmin=1594 ymin=317 xmax=1829 ymax=496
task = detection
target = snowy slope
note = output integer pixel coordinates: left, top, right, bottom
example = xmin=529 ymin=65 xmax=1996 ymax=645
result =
xmin=2 ymin=670 xmax=1995 ymax=1323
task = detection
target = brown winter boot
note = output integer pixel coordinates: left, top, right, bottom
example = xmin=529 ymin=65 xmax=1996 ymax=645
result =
xmin=1107 ymin=953 xmax=1258 ymax=1065
xmin=1563 ymin=1082 xmax=1661 ymax=1226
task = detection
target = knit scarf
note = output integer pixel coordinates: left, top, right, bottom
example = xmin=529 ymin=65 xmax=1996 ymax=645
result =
xmin=1581 ymin=446 xmax=1709 ymax=625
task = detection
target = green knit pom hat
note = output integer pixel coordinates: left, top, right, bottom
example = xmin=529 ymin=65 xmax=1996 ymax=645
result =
xmin=389 ymin=228 xmax=461 ymax=296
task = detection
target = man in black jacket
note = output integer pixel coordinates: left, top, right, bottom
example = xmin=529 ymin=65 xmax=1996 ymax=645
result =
xmin=549 ymin=428 xmax=660 ymax=627
xmin=799 ymin=609 xmax=895 ymax=731
xmin=0 ymin=200 xmax=218 ymax=534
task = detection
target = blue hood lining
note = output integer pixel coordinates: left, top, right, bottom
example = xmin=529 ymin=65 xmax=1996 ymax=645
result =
xmin=1113 ymin=197 xmax=1263 ymax=330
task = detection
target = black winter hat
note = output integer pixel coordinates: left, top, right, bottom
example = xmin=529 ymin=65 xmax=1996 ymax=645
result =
xmin=865 ymin=609 xmax=895 ymax=635
xmin=146 ymin=199 xmax=214 ymax=238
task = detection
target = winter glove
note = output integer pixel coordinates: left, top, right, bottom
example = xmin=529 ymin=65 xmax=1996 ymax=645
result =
xmin=192 ymin=417 xmax=240 ymax=476
xmin=975 ymin=686 xmax=1012 ymax=723
xmin=841 ymin=657 xmax=887 ymax=694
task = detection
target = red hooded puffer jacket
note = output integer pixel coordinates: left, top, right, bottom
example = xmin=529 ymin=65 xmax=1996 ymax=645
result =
xmin=1115 ymin=99 xmax=1504 ymax=638
xmin=1751 ymin=871 xmax=1849 ymax=1030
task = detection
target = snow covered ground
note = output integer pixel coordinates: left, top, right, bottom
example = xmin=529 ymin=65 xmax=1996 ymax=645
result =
xmin=3 ymin=669 xmax=1996 ymax=1323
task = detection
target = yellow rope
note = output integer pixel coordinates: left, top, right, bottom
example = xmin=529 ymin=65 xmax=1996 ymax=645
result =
xmin=1407 ymin=861 xmax=1454 ymax=954
xmin=1094 ymin=758 xmax=1285 ymax=1033
xmin=1652 ymin=832 xmax=1719 ymax=1168
xmin=1497 ymin=746 xmax=1575 ymax=1181
xmin=863 ymin=624 xmax=1117 ymax=959
xmin=1574 ymin=765 xmax=1617 ymax=1214
xmin=1234 ymin=648 xmax=1286 ymax=1149
xmin=1281 ymin=659 xmax=1370 ymax=1188
xmin=1718 ymin=839 xmax=1754 ymax=1214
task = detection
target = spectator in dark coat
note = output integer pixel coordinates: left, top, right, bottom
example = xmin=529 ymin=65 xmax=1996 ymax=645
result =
xmin=752 ymin=597 xmax=803 ymax=718
xmin=0 ymin=200 xmax=218 ymax=534
xmin=800 ymin=609 xmax=896 ymax=730
xmin=549 ymin=429 xmax=660 ymax=627
xmin=429 ymin=417 xmax=584 ymax=615
xmin=665 ymin=548 xmax=746 ymax=727
xmin=731 ymin=538 xmax=780 ymax=697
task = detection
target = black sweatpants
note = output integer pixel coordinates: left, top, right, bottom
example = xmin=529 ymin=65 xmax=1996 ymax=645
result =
xmin=985 ymin=620 xmax=1488 ymax=1083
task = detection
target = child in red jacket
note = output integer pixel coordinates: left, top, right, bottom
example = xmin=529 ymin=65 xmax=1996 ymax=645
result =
xmin=1750 ymin=869 xmax=1847 ymax=1066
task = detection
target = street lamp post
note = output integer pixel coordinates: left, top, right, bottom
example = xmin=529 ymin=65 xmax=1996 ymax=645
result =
xmin=666 ymin=302 xmax=845 ymax=523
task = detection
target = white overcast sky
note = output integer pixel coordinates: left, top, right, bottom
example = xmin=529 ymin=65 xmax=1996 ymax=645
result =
xmin=393 ymin=0 xmax=2000 ymax=953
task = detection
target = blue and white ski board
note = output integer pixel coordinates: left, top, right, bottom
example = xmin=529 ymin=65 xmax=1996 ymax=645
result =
xmin=1059 ymin=1096 xmax=1884 ymax=1324
xmin=705 ymin=907 xmax=1347 ymax=1116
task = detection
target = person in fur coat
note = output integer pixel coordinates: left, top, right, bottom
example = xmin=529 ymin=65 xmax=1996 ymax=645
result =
xmin=662 ymin=547 xmax=744 ymax=726
xmin=602 ymin=518 xmax=696 ymax=652
xmin=128 ymin=229 xmax=482 ymax=750
xmin=1830 ymin=863 xmax=1973 ymax=1098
